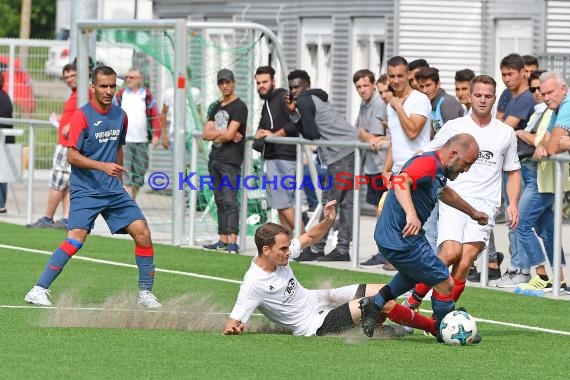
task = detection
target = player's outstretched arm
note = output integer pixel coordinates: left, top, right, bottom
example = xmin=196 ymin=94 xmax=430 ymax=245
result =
xmin=298 ymin=200 xmax=337 ymax=249
xmin=440 ymin=186 xmax=488 ymax=225
xmin=223 ymin=318 xmax=244 ymax=335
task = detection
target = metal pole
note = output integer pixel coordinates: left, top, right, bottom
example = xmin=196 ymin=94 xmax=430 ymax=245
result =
xmin=76 ymin=30 xmax=90 ymax=107
xmin=553 ymin=159 xmax=563 ymax=297
xmin=187 ymin=134 xmax=199 ymax=246
xmin=8 ymin=44 xmax=15 ymax=103
xmin=26 ymin=123 xmax=35 ymax=224
xmin=239 ymin=140 xmax=252 ymax=250
xmin=351 ymin=149 xmax=362 ymax=268
xmin=172 ymin=19 xmax=187 ymax=246
xmin=294 ymin=143 xmax=304 ymax=237
xmin=480 ymin=248 xmax=489 ymax=287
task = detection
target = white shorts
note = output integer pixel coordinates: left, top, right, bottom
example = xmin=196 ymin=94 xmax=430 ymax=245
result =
xmin=305 ymin=285 xmax=359 ymax=336
xmin=437 ymin=197 xmax=497 ymax=250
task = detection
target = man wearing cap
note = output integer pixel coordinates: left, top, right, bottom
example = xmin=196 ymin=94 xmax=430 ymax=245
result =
xmin=202 ymin=69 xmax=248 ymax=254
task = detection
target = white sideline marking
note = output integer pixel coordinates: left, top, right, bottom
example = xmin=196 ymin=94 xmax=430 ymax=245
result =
xmin=0 ymin=243 xmax=241 ymax=284
xmin=0 ymin=304 xmax=263 ymax=317
xmin=416 ymin=308 xmax=570 ymax=336
xmin=2 ymin=243 xmax=570 ymax=336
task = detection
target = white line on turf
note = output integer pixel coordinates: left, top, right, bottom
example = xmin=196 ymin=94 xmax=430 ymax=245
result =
xmin=0 ymin=243 xmax=241 ymax=284
xmin=0 ymin=304 xmax=264 ymax=316
xmin=2 ymin=243 xmax=570 ymax=336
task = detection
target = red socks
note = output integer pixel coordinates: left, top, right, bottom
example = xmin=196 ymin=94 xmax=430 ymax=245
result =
xmin=387 ymin=303 xmax=438 ymax=336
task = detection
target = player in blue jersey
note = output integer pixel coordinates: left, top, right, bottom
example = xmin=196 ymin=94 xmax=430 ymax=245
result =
xmin=24 ymin=66 xmax=161 ymax=308
xmin=359 ymin=133 xmax=487 ymax=339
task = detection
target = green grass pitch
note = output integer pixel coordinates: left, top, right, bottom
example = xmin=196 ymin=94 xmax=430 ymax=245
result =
xmin=0 ymin=222 xmax=569 ymax=379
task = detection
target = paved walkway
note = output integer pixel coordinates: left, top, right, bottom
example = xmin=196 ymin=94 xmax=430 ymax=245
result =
xmin=2 ymin=172 xmax=569 ymax=301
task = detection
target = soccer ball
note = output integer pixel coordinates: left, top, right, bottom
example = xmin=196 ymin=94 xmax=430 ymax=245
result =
xmin=439 ymin=310 xmax=478 ymax=346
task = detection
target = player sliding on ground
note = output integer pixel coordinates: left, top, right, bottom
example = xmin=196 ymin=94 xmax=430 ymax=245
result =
xmin=24 ymin=66 xmax=161 ymax=309
xmin=223 ymin=200 xmax=440 ymax=337
xmin=359 ymin=133 xmax=487 ymax=342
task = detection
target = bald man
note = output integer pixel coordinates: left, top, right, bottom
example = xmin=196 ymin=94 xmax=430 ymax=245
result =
xmin=359 ymin=133 xmax=488 ymax=339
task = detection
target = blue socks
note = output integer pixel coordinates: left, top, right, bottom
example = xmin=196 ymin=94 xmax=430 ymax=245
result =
xmin=135 ymin=246 xmax=155 ymax=291
xmin=374 ymin=273 xmax=416 ymax=309
xmin=37 ymin=238 xmax=82 ymax=289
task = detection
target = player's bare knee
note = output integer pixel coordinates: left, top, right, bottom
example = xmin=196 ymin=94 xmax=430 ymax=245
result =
xmin=382 ymin=300 xmax=396 ymax=313
xmin=68 ymin=229 xmax=88 ymax=243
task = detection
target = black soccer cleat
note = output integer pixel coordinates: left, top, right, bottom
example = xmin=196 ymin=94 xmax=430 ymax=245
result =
xmin=359 ymin=297 xmax=378 ymax=338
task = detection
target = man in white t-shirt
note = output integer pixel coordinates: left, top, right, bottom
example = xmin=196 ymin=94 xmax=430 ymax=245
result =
xmin=223 ymin=200 xmax=440 ymax=337
xmin=373 ymin=56 xmax=431 ymax=271
xmin=403 ymin=75 xmax=521 ymax=310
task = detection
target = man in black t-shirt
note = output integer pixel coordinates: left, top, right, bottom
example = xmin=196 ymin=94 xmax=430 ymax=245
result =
xmin=202 ymin=69 xmax=248 ymax=254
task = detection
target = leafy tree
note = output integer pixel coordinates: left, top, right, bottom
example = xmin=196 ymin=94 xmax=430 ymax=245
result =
xmin=0 ymin=0 xmax=56 ymax=39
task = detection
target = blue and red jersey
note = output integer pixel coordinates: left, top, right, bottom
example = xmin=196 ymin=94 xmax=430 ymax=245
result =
xmin=66 ymin=101 xmax=128 ymax=197
xmin=375 ymin=151 xmax=447 ymax=250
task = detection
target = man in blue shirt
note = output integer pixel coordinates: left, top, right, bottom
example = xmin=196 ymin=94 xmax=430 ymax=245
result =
xmin=25 ymin=66 xmax=161 ymax=308
xmin=359 ymin=133 xmax=488 ymax=338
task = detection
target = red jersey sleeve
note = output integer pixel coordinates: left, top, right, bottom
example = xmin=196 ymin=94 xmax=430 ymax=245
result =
xmin=401 ymin=155 xmax=437 ymax=185
xmin=66 ymin=109 xmax=88 ymax=149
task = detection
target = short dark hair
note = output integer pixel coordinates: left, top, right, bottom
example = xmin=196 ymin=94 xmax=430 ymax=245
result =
xmin=352 ymin=69 xmax=375 ymax=84
xmin=500 ymin=53 xmax=524 ymax=71
xmin=254 ymin=223 xmax=292 ymax=256
xmin=455 ymin=69 xmax=475 ymax=82
xmin=62 ymin=62 xmax=76 ymax=75
xmin=528 ymin=69 xmax=546 ymax=84
xmin=522 ymin=54 xmax=539 ymax=67
xmin=387 ymin=56 xmax=408 ymax=69
xmin=377 ymin=73 xmax=389 ymax=85
xmin=255 ymin=66 xmax=276 ymax=79
xmin=91 ymin=65 xmax=116 ymax=84
xmin=408 ymin=58 xmax=429 ymax=71
xmin=415 ymin=67 xmax=439 ymax=83
xmin=287 ymin=69 xmax=311 ymax=85
xmin=470 ymin=74 xmax=496 ymax=93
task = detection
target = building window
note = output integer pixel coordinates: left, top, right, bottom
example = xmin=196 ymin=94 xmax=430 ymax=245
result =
xmin=301 ymin=18 xmax=332 ymax=92
xmin=350 ymin=18 xmax=386 ymax=124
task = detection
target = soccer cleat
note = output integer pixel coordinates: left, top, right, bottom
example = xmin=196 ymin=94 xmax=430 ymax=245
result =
xmin=202 ymin=240 xmax=228 ymax=251
xmin=226 ymin=243 xmax=240 ymax=255
xmin=316 ymin=248 xmax=350 ymax=262
xmin=402 ymin=295 xmax=422 ymax=311
xmin=138 ymin=290 xmax=162 ymax=309
xmin=359 ymin=253 xmax=387 ymax=268
xmin=359 ymin=297 xmax=378 ymax=338
xmin=24 ymin=285 xmax=52 ymax=306
xmin=26 ymin=217 xmax=54 ymax=229
xmin=491 ymin=270 xmax=531 ymax=288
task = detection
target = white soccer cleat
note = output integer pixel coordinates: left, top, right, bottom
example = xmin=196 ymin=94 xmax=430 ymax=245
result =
xmin=24 ymin=285 xmax=53 ymax=306
xmin=138 ymin=290 xmax=162 ymax=309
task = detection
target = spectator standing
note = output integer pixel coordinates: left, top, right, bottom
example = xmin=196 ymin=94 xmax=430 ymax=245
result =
xmin=454 ymin=69 xmax=476 ymax=116
xmin=27 ymin=63 xmax=78 ymax=229
xmin=287 ymin=69 xmax=357 ymax=262
xmin=513 ymin=70 xmax=568 ymax=292
xmin=114 ymin=68 xmax=161 ymax=200
xmin=407 ymin=59 xmax=429 ymax=91
xmin=252 ymin=66 xmax=300 ymax=231
xmin=0 ymin=72 xmax=14 ymax=214
xmin=202 ymin=69 xmax=248 ymax=254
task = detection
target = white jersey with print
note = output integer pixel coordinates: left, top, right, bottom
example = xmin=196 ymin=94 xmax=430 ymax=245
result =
xmin=387 ymin=89 xmax=432 ymax=173
xmin=229 ymin=238 xmax=352 ymax=336
xmin=423 ymin=115 xmax=520 ymax=207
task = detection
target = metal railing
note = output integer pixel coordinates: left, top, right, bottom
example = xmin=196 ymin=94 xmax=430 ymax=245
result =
xmin=0 ymin=117 xmax=53 ymax=224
